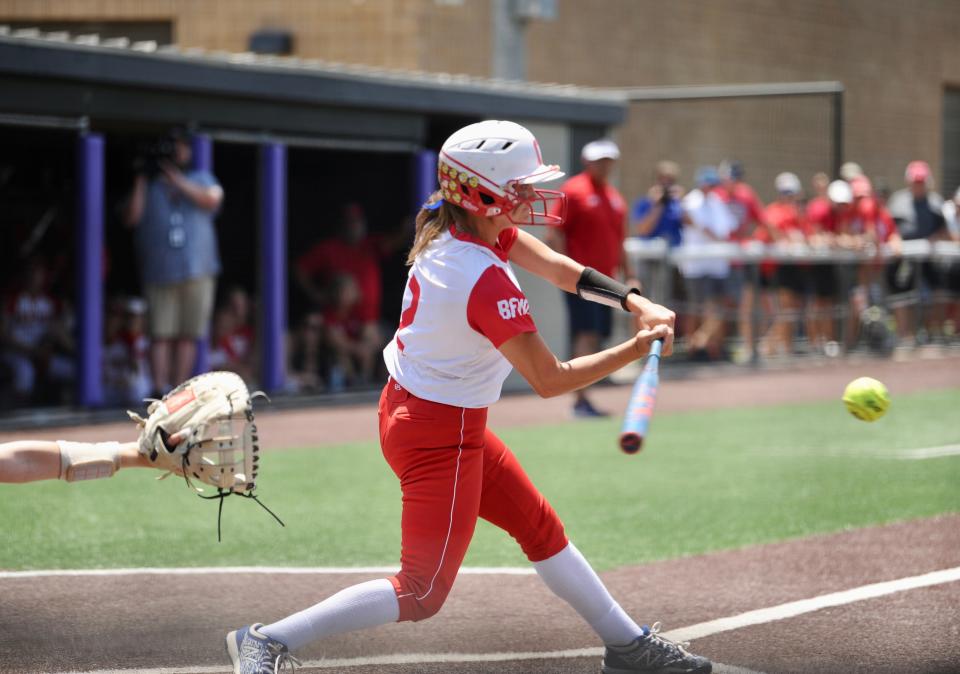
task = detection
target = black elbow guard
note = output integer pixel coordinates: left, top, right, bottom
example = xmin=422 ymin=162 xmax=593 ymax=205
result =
xmin=576 ymin=267 xmax=641 ymax=311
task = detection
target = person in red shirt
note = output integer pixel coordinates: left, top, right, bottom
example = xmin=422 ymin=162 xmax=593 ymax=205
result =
xmin=293 ymin=203 xmax=389 ymax=389
xmin=716 ymin=160 xmax=772 ymax=361
xmin=843 ymin=176 xmax=902 ymax=351
xmin=209 ymin=285 xmax=256 ymax=384
xmin=760 ymin=173 xmax=813 ymax=356
xmin=803 ymin=179 xmax=854 ymax=354
xmin=545 ymin=139 xmax=632 ymax=417
xmin=320 ymin=273 xmax=382 ymax=392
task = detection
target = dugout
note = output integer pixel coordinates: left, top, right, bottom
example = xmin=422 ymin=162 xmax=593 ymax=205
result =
xmin=0 ymin=29 xmax=626 ymax=409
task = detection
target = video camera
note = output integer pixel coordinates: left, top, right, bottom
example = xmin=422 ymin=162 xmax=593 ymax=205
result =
xmin=134 ymin=128 xmax=187 ymax=177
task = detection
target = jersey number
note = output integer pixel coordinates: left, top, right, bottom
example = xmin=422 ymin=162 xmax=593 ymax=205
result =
xmin=395 ymin=274 xmax=421 ymax=351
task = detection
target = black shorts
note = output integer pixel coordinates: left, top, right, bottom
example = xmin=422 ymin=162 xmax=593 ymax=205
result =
xmin=886 ymin=259 xmax=940 ymax=294
xmin=809 ymin=266 xmax=838 ymax=298
xmin=565 ymin=292 xmax=613 ymax=340
xmin=775 ymin=265 xmax=808 ymax=295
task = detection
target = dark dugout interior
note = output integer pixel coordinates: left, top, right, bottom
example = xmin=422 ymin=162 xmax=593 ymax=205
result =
xmin=0 ymin=125 xmax=77 ymax=302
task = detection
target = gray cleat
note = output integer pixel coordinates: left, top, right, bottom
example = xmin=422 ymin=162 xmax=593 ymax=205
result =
xmin=225 ymin=623 xmax=301 ymax=674
xmin=602 ymin=622 xmax=712 ymax=673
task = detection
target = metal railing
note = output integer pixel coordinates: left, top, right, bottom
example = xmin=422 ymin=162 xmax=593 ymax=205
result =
xmin=624 ymin=238 xmax=960 ymax=363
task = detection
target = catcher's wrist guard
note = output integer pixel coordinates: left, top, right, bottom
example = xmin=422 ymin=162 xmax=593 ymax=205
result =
xmin=57 ymin=441 xmax=122 ymax=482
xmin=576 ymin=267 xmax=641 ymax=311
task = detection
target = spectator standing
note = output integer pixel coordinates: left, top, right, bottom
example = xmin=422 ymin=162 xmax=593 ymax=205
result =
xmin=679 ymin=167 xmax=737 ymax=360
xmin=716 ymin=160 xmax=771 ymax=361
xmin=842 ymin=176 xmax=902 ymax=351
xmin=760 ymin=172 xmax=812 ymax=356
xmin=631 ymin=160 xmax=687 ymax=308
xmin=940 ymin=186 xmax=960 ymax=337
xmin=632 ymin=160 xmax=686 ymax=248
xmin=123 ymin=127 xmax=224 ymax=397
xmin=803 ymin=179 xmax=852 ymax=354
xmin=545 ymin=139 xmax=631 ymax=417
xmin=809 ymin=172 xmax=830 ymax=202
xmin=942 ymin=186 xmax=960 ymax=240
xmin=840 ymin=161 xmax=864 ymax=183
xmin=886 ymin=161 xmax=950 ymax=344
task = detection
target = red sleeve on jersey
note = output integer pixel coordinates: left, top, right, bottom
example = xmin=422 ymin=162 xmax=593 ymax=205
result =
xmin=467 ymin=265 xmax=537 ymax=347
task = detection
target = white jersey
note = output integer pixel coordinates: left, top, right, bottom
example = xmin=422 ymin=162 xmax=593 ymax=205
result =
xmin=383 ymin=226 xmax=537 ymax=408
xmin=680 ymin=188 xmax=737 ymax=279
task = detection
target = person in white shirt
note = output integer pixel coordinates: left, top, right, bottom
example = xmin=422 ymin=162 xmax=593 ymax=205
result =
xmin=226 ymin=121 xmax=712 ymax=674
xmin=678 ymin=166 xmax=737 ymax=360
xmin=939 ymin=186 xmax=960 ymax=335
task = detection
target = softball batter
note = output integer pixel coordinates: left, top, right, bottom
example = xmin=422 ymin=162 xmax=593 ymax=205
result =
xmin=227 ymin=121 xmax=711 ymax=674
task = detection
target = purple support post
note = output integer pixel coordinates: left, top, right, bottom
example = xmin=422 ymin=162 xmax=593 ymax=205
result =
xmin=191 ymin=133 xmax=214 ymax=375
xmin=191 ymin=133 xmax=213 ymax=173
xmin=260 ymin=142 xmax=287 ymax=394
xmin=76 ymin=133 xmax=105 ymax=407
xmin=413 ymin=149 xmax=438 ymax=212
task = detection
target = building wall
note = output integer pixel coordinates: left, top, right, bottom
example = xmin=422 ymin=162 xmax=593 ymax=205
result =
xmin=0 ymin=0 xmax=490 ymax=74
xmin=522 ymin=0 xmax=960 ymax=201
xmin=3 ymin=0 xmax=959 ymax=200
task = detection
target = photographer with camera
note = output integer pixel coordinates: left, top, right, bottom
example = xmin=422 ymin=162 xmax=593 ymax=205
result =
xmin=632 ymin=160 xmax=686 ymax=248
xmin=123 ymin=127 xmax=224 ymax=398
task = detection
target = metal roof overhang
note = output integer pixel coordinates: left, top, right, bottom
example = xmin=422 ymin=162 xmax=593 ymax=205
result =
xmin=0 ymin=35 xmax=626 ymax=147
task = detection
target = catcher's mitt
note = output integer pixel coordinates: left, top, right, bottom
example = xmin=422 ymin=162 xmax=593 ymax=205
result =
xmin=128 ymin=371 xmax=283 ymax=539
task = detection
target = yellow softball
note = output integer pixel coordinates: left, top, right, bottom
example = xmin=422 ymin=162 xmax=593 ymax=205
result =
xmin=842 ymin=377 xmax=890 ymax=422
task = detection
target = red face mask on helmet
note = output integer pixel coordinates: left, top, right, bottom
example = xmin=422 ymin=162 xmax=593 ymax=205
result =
xmin=438 ymin=120 xmax=567 ymax=226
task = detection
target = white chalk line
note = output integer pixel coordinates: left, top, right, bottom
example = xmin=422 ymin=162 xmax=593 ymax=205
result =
xmin=760 ymin=442 xmax=960 ymax=460
xmin=891 ymin=443 xmax=960 ymax=459
xmin=55 ymin=564 xmax=960 ymax=674
xmin=0 ymin=565 xmax=535 ymax=579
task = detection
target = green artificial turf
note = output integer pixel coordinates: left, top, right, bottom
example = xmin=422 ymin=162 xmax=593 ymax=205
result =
xmin=1 ymin=388 xmax=957 ymax=570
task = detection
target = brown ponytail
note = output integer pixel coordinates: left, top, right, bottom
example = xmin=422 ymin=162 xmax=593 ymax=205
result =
xmin=406 ymin=192 xmax=467 ymax=265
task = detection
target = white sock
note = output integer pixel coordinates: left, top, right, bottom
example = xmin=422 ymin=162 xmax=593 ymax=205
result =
xmin=260 ymin=578 xmax=399 ymax=651
xmin=533 ymin=542 xmax=641 ymax=646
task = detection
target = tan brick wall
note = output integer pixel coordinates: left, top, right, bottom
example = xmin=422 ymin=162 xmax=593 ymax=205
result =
xmin=3 ymin=0 xmax=959 ymax=200
xmin=523 ymin=0 xmax=960 ymax=202
xmin=0 ymin=0 xmax=496 ymax=70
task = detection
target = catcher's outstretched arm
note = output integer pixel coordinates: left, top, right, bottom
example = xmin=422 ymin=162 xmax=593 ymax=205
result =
xmin=0 ymin=434 xmax=184 ymax=484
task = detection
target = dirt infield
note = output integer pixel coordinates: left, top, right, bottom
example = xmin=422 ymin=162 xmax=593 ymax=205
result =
xmin=1 ymin=515 xmax=957 ymax=673
xmin=1 ymin=354 xmax=958 ymax=673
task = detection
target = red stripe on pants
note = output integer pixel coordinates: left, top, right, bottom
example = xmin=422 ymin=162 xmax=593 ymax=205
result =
xmin=378 ymin=379 xmax=568 ymax=622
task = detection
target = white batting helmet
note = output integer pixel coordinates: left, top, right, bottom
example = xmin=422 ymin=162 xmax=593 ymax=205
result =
xmin=438 ymin=120 xmax=566 ymax=226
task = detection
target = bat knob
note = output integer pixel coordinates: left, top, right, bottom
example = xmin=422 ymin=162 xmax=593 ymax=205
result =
xmin=619 ymin=433 xmax=643 ymax=455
